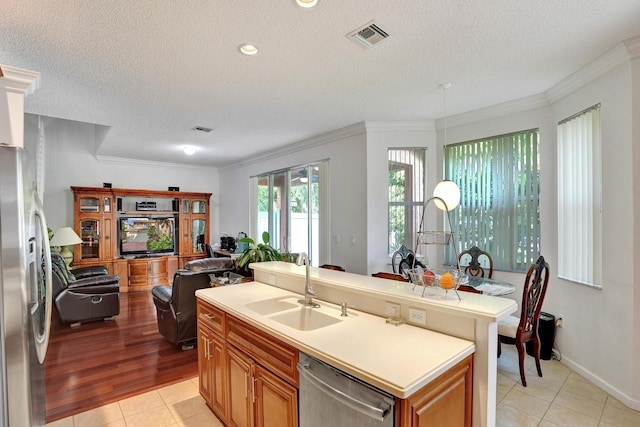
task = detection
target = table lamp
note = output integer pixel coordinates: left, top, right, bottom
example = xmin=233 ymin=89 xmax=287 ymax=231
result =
xmin=50 ymin=227 xmax=83 ymax=267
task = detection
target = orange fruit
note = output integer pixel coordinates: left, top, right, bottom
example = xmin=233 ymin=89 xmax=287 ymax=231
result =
xmin=439 ymin=272 xmax=455 ymax=289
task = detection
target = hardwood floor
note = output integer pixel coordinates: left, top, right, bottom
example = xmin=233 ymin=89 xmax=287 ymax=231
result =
xmin=44 ymin=290 xmax=198 ymax=423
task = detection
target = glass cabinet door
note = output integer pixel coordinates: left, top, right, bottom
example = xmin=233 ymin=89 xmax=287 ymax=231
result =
xmin=80 ymin=219 xmax=100 ymax=259
xmin=79 ymin=197 xmax=100 ymax=213
xmin=192 ymin=219 xmax=206 ymax=253
xmin=192 ymin=200 xmax=206 ymax=214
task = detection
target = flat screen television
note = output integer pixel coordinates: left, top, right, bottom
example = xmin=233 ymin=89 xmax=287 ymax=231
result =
xmin=119 ymin=216 xmax=175 ymax=256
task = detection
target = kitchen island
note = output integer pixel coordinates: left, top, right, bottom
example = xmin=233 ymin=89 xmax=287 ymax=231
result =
xmin=197 ymin=261 xmax=517 ymax=426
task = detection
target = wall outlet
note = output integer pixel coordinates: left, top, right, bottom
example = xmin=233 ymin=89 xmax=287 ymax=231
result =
xmin=384 ymin=302 xmax=401 ymax=318
xmin=408 ymin=307 xmax=427 ymax=325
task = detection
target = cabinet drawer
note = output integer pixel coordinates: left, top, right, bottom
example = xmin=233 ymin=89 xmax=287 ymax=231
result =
xmin=197 ymin=300 xmax=225 ymax=336
xmin=226 ymin=316 xmax=298 ymax=387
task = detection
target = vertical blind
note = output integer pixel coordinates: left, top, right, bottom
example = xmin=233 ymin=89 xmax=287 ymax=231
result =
xmin=557 ymin=104 xmax=602 ymax=287
xmin=444 ymin=130 xmax=540 ymax=271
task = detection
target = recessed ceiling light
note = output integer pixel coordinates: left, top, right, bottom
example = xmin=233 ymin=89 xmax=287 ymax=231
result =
xmin=295 ymin=0 xmax=318 ymax=8
xmin=239 ymin=44 xmax=258 ymax=56
xmin=183 ymin=145 xmax=196 ymax=155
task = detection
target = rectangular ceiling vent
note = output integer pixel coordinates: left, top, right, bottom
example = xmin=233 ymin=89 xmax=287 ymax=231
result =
xmin=192 ymin=126 xmax=214 ymax=133
xmin=347 ymin=21 xmax=389 ymax=48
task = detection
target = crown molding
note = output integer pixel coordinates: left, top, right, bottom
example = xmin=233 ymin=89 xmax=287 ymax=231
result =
xmin=624 ymin=35 xmax=640 ymax=59
xmin=95 ymin=155 xmax=217 ymax=171
xmin=544 ymin=42 xmax=630 ymax=104
xmin=0 ymin=64 xmax=40 ymax=95
xmin=365 ymin=120 xmax=435 ymax=132
xmin=436 ymin=94 xmax=549 ymax=129
xmin=223 ymin=122 xmax=368 ymax=170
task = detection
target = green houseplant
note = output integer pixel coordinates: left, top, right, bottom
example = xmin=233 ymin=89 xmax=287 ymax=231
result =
xmin=236 ymin=231 xmax=283 ymax=273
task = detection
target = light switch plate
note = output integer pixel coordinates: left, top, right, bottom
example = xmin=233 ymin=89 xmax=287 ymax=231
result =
xmin=384 ymin=302 xmax=400 ymax=317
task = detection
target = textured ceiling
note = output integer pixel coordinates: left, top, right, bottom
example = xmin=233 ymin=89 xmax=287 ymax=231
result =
xmin=2 ymin=1 xmax=640 ymax=167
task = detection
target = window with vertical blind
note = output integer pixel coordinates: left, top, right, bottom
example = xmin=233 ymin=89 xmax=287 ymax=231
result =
xmin=444 ymin=130 xmax=540 ymax=271
xmin=557 ymin=104 xmax=602 ymax=287
xmin=388 ymin=148 xmax=425 ymax=255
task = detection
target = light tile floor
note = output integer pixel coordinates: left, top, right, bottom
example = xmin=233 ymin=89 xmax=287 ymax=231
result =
xmin=47 ymin=346 xmax=640 ymax=426
xmin=496 ymin=345 xmax=640 ymax=426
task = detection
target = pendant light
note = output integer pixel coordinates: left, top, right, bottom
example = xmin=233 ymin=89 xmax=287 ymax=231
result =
xmin=433 ymin=83 xmax=460 ymax=211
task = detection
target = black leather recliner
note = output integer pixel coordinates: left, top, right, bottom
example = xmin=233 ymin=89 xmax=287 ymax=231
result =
xmin=51 ymin=253 xmax=121 ymax=327
xmin=152 ymin=257 xmax=235 ymax=350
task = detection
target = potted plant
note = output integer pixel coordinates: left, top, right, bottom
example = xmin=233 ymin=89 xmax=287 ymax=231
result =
xmin=235 ymin=231 xmax=283 ymax=274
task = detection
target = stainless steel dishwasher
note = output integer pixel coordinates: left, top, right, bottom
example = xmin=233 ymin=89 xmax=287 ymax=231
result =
xmin=297 ymin=353 xmax=396 ymax=427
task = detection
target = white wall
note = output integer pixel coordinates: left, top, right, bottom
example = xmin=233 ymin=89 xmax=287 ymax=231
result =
xmin=218 ymin=124 xmax=369 ymax=273
xmin=364 ymin=122 xmax=437 ymax=274
xmin=24 ymin=114 xmax=220 ymax=239
xmin=437 ymin=59 xmax=638 ymax=407
xmin=548 ymin=61 xmax=635 ymax=404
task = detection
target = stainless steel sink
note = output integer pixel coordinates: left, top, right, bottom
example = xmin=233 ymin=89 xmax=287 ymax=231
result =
xmin=269 ymin=308 xmax=341 ymax=331
xmin=245 ymin=297 xmax=299 ymax=315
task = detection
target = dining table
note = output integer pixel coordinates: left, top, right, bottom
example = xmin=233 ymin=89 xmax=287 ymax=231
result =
xmin=466 ymin=276 xmax=517 ymax=296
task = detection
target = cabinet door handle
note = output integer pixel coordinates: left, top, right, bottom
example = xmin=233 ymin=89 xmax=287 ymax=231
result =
xmin=252 ymin=377 xmax=257 ymax=403
xmin=244 ymin=372 xmax=249 ymax=398
xmin=202 ymin=336 xmax=209 ymax=359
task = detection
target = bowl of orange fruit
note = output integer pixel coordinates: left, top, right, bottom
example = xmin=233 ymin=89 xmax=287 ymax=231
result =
xmin=407 ymin=267 xmax=467 ymax=295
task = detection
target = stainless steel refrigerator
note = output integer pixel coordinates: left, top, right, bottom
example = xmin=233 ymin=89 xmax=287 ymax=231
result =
xmin=0 ymin=143 xmax=52 ymax=426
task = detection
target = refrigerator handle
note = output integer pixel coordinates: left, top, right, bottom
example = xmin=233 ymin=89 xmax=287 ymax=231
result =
xmin=34 ymin=194 xmax=52 ymax=363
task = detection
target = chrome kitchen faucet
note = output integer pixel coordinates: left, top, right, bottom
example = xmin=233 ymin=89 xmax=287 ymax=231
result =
xmin=296 ymin=252 xmax=320 ymax=308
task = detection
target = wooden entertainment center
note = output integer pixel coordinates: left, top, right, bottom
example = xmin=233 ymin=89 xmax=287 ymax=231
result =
xmin=71 ymin=186 xmax=211 ymax=292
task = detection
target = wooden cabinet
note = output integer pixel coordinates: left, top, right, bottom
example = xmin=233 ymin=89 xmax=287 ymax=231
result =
xmin=197 ymin=298 xmax=473 ymax=427
xmin=180 ymin=196 xmax=209 ymax=258
xmin=73 ymin=189 xmax=115 ymax=271
xmin=127 ymin=257 xmax=169 ymax=289
xmin=199 ymin=323 xmax=227 ymax=420
xmin=198 ymin=301 xmax=228 ymax=423
xmin=197 ymin=299 xmax=298 ymax=427
xmin=254 ymin=364 xmax=298 ymax=427
xmin=227 ymin=346 xmax=254 ymax=427
xmin=397 ymin=355 xmax=473 ymax=427
xmin=71 ymin=186 xmax=211 ymax=291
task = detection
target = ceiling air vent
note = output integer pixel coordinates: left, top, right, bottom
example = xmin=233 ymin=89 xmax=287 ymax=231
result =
xmin=191 ymin=126 xmax=214 ymax=133
xmin=347 ymin=21 xmax=389 ymax=48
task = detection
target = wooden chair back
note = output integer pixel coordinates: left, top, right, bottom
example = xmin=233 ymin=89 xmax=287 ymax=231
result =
xmin=391 ymin=245 xmax=425 ymax=276
xmin=518 ymin=255 xmax=550 ymax=341
xmin=498 ymin=255 xmax=550 ymax=386
xmin=319 ymin=264 xmax=345 ymax=272
xmin=371 ymin=272 xmax=409 ymax=282
xmin=458 ymin=246 xmax=494 ymax=278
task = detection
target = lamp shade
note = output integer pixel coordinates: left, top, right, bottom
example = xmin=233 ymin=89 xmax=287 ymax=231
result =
xmin=432 ymin=180 xmax=460 ymax=211
xmin=49 ymin=227 xmax=82 ymax=247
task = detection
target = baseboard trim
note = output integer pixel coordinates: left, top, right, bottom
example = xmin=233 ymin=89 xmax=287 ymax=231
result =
xmin=560 ymin=355 xmax=640 ymax=411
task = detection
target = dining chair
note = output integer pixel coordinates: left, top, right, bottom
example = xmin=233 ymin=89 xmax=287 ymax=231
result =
xmin=371 ymin=272 xmax=409 ymax=282
xmin=457 ymin=284 xmax=482 ymax=294
xmin=319 ymin=264 xmax=346 ymax=272
xmin=497 ymin=255 xmax=550 ymax=387
xmin=391 ymin=245 xmax=426 ymax=276
xmin=458 ymin=245 xmax=494 ymax=278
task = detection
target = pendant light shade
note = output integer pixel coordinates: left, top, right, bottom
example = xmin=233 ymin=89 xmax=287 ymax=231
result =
xmin=432 ymin=180 xmax=460 ymax=211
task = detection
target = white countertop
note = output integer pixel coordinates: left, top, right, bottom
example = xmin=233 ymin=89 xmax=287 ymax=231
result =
xmin=252 ymin=262 xmax=517 ymax=322
xmin=197 ymin=282 xmax=475 ymax=398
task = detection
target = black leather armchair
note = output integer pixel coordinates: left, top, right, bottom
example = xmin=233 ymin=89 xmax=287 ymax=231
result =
xmin=152 ymin=257 xmax=235 ymax=350
xmin=51 ymin=253 xmax=120 ymax=327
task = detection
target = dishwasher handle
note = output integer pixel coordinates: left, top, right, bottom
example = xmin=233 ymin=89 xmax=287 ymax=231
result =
xmin=297 ymin=361 xmax=392 ymax=422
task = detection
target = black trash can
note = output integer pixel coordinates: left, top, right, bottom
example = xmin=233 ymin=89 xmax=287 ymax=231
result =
xmin=525 ymin=312 xmax=555 ymax=360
